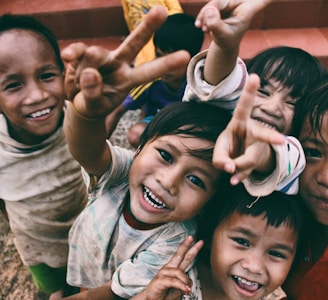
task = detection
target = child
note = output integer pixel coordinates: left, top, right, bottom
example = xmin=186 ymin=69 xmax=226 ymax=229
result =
xmin=132 ymin=183 xmax=307 ymax=300
xmin=64 ymin=100 xmax=232 ymax=298
xmin=106 ymin=13 xmax=204 ymax=147
xmin=281 ymin=76 xmax=328 ymax=299
xmin=0 ymin=14 xmax=88 ymax=298
xmin=183 ymin=0 xmax=326 ymax=195
xmin=121 ymin=0 xmax=183 ymax=66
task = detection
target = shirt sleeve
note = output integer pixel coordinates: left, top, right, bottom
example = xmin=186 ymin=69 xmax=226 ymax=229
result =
xmin=243 ymin=136 xmax=305 ymax=196
xmin=183 ymin=50 xmax=248 ymax=113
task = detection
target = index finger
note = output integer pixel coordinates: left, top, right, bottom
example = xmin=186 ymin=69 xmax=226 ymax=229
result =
xmin=166 ymin=236 xmax=203 ymax=271
xmin=114 ymin=5 xmax=168 ymax=63
xmin=233 ymin=73 xmax=260 ymax=124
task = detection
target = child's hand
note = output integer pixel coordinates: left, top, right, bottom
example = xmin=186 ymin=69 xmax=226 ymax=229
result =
xmin=61 ymin=5 xmax=190 ymax=119
xmin=195 ymin=0 xmax=272 ymax=49
xmin=213 ymin=74 xmax=285 ymax=185
xmin=132 ymin=236 xmax=203 ymax=300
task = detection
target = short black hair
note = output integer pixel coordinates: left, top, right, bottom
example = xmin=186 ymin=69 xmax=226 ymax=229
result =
xmin=247 ymin=46 xmax=326 ymax=101
xmin=293 ymin=74 xmax=328 ymax=138
xmin=0 ymin=14 xmax=64 ymax=71
xmin=153 ymin=13 xmax=204 ymax=57
xmin=138 ymin=101 xmax=231 ymax=162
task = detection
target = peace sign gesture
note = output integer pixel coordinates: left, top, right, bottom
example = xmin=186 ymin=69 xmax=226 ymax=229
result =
xmin=131 ymin=236 xmax=203 ymax=300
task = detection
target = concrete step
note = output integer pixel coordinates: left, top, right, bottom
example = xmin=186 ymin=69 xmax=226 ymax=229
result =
xmin=2 ymin=0 xmax=328 ymax=67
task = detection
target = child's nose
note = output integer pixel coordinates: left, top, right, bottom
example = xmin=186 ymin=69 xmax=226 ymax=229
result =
xmin=24 ymin=82 xmax=47 ymax=104
xmin=264 ymin=95 xmax=284 ymax=115
xmin=240 ymin=253 xmax=265 ymax=275
xmin=156 ymin=166 xmax=181 ymax=195
xmin=316 ymin=159 xmax=328 ymax=188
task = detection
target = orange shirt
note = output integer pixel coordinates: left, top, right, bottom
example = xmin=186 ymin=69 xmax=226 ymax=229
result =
xmin=284 ymin=246 xmax=328 ymax=299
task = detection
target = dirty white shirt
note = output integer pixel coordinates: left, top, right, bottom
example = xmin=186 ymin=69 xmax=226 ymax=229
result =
xmin=0 ymin=114 xmax=87 ymax=267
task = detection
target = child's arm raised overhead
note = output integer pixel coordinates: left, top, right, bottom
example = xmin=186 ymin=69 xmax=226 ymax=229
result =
xmin=195 ymin=0 xmax=272 ymax=85
xmin=62 ymin=6 xmax=190 ymax=177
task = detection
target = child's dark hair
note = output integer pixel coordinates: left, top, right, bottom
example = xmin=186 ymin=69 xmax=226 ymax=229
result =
xmin=247 ymin=46 xmax=326 ymax=101
xmin=292 ymin=74 xmax=328 ymax=138
xmin=0 ymin=14 xmax=64 ymax=72
xmin=200 ymin=183 xmax=307 ymax=270
xmin=153 ymin=13 xmax=204 ymax=57
xmin=138 ymin=101 xmax=231 ymax=162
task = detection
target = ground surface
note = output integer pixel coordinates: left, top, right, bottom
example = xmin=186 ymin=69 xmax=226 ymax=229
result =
xmin=0 ymin=110 xmax=140 ymax=299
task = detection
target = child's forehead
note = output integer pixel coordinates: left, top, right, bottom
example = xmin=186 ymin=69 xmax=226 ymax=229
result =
xmin=0 ymin=28 xmax=51 ymax=48
xmin=0 ymin=29 xmax=56 ymax=60
xmin=300 ymin=113 xmax=328 ymax=144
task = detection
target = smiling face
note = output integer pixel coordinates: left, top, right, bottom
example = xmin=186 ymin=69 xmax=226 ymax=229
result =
xmin=128 ymin=134 xmax=220 ymax=225
xmin=0 ymin=29 xmax=65 ymax=145
xmin=251 ymin=80 xmax=296 ymax=134
xmin=299 ymin=114 xmax=328 ymax=226
xmin=210 ymin=212 xmax=297 ymax=300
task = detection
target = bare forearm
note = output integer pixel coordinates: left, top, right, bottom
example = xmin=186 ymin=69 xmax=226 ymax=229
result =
xmin=64 ymin=102 xmax=111 ymax=177
xmin=204 ymin=41 xmax=239 ymax=85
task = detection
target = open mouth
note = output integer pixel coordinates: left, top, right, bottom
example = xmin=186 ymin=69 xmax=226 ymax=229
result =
xmin=143 ymin=186 xmax=167 ymax=209
xmin=232 ymin=275 xmax=262 ymax=292
xmin=28 ymin=107 xmax=53 ymax=119
xmin=254 ymin=119 xmax=278 ymax=132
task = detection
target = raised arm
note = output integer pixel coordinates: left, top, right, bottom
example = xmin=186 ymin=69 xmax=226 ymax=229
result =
xmin=195 ymin=0 xmax=272 ymax=85
xmin=62 ymin=6 xmax=190 ymax=177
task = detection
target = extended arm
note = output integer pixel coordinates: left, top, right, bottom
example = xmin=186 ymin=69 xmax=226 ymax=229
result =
xmin=62 ymin=6 xmax=190 ymax=177
xmin=195 ymin=0 xmax=272 ymax=85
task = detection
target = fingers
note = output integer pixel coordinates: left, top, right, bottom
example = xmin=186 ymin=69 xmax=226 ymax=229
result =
xmin=166 ymin=236 xmax=203 ymax=271
xmin=128 ymin=50 xmax=190 ymax=88
xmin=233 ymin=73 xmax=260 ymax=124
xmin=113 ymin=5 xmax=168 ymax=63
xmin=61 ymin=42 xmax=88 ymax=64
xmin=79 ymin=68 xmax=103 ymax=101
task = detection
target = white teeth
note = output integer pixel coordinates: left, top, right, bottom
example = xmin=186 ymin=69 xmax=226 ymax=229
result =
xmin=234 ymin=275 xmax=260 ymax=288
xmin=256 ymin=120 xmax=276 ymax=131
xmin=30 ymin=108 xmax=51 ymax=118
xmin=143 ymin=187 xmax=167 ymax=209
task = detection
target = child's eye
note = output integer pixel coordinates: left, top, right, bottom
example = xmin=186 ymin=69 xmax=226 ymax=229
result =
xmin=268 ymin=250 xmax=287 ymax=259
xmin=303 ymin=147 xmax=322 ymax=159
xmin=187 ymin=175 xmax=205 ymax=189
xmin=40 ymin=72 xmax=58 ymax=81
xmin=285 ymin=98 xmax=297 ymax=107
xmin=158 ymin=149 xmax=173 ymax=163
xmin=232 ymin=237 xmax=249 ymax=247
xmin=4 ymin=81 xmax=22 ymax=91
xmin=257 ymin=88 xmax=270 ymax=97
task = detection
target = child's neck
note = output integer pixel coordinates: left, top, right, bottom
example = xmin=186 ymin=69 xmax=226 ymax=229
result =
xmin=123 ymin=198 xmax=163 ymax=230
xmin=197 ymin=248 xmax=226 ymax=299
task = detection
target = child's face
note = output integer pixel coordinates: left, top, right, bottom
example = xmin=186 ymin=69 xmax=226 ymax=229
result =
xmin=252 ymin=80 xmax=296 ymax=134
xmin=299 ymin=113 xmax=328 ymax=226
xmin=211 ymin=212 xmax=297 ymax=300
xmin=129 ymin=134 xmax=220 ymax=224
xmin=0 ymin=29 xmax=65 ymax=144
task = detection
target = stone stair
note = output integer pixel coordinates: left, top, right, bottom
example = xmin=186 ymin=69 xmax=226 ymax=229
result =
xmin=1 ymin=0 xmax=328 ymax=67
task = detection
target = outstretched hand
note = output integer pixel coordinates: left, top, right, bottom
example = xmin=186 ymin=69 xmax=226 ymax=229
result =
xmin=195 ymin=0 xmax=272 ymax=49
xmin=61 ymin=5 xmax=190 ymax=119
xmin=132 ymin=236 xmax=203 ymax=300
xmin=213 ymin=74 xmax=285 ymax=185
